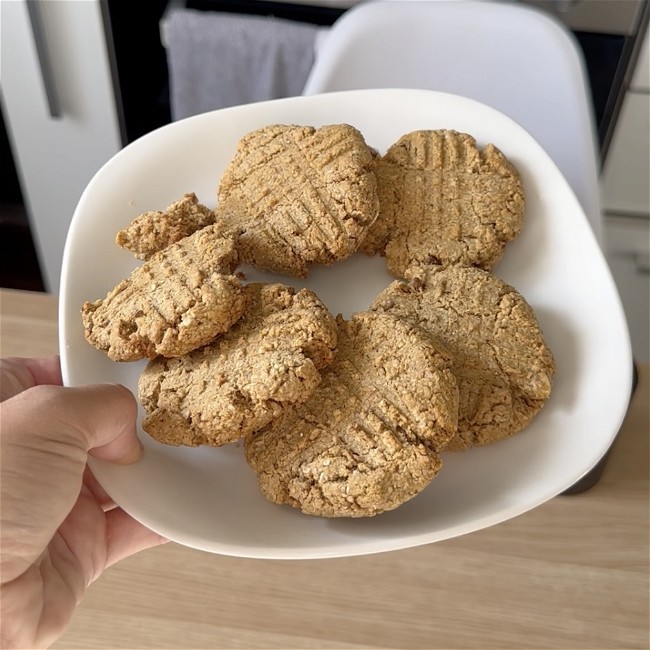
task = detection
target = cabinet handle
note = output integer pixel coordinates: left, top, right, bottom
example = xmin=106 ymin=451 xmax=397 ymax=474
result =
xmin=26 ymin=0 xmax=61 ymax=118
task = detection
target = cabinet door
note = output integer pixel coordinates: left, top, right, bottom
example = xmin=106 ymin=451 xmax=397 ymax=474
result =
xmin=1 ymin=0 xmax=122 ymax=292
xmin=601 ymin=92 xmax=650 ymax=215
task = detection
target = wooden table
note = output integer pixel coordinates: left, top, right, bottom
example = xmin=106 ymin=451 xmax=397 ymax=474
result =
xmin=1 ymin=288 xmax=648 ymax=650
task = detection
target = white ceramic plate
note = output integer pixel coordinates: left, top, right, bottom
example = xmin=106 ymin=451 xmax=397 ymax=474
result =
xmin=60 ymin=89 xmax=633 ymax=559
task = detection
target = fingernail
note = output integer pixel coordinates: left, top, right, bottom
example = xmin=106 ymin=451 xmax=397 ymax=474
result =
xmin=119 ymin=437 xmax=143 ymax=465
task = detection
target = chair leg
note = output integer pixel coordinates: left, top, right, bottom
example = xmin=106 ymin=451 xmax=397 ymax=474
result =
xmin=561 ymin=360 xmax=640 ymax=495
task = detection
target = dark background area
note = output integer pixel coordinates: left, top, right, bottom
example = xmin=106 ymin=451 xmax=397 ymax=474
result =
xmin=0 ymin=111 xmax=45 ymax=292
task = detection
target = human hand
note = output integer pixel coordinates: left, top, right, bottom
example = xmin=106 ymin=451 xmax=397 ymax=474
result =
xmin=0 ymin=357 xmax=167 ymax=649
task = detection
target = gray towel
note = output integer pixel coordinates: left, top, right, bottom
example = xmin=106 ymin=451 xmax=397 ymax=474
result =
xmin=162 ymin=8 xmax=323 ymax=120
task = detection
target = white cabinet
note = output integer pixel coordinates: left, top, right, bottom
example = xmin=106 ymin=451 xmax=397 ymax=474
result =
xmin=632 ymin=24 xmax=650 ymax=91
xmin=601 ymin=93 xmax=650 ymax=214
xmin=0 ymin=0 xmax=122 ymax=292
xmin=601 ymin=26 xmax=650 ymax=361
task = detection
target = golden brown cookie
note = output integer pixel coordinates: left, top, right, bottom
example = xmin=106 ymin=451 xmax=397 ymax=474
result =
xmin=360 ymin=130 xmax=525 ymax=277
xmin=82 ymin=224 xmax=246 ymax=361
xmin=139 ymin=283 xmax=338 ymax=447
xmin=371 ymin=265 xmax=554 ymax=450
xmin=216 ymin=124 xmax=379 ymax=277
xmin=245 ymin=312 xmax=459 ymax=517
xmin=116 ymin=192 xmax=216 ymax=260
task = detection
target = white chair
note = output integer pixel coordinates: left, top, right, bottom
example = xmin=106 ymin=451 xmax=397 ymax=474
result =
xmin=303 ymin=0 xmax=603 ymax=243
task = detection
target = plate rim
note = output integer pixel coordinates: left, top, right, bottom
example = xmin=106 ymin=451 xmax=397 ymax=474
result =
xmin=59 ymin=88 xmax=634 ymax=559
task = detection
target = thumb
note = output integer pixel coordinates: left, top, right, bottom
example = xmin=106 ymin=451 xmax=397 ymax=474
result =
xmin=59 ymin=383 xmax=142 ymax=463
xmin=1 ymin=382 xmax=141 ymax=461
xmin=83 ymin=384 xmax=143 ymax=464
xmin=1 ymin=383 xmax=142 ymax=577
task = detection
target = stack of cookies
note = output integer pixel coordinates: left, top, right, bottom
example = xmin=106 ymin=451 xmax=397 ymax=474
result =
xmin=82 ymin=123 xmax=554 ymax=518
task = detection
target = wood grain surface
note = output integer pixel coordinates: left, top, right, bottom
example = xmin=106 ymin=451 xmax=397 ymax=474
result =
xmin=1 ymin=289 xmax=648 ymax=650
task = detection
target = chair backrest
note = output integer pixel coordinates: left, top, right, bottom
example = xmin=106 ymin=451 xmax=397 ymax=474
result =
xmin=303 ymin=0 xmax=602 ymax=241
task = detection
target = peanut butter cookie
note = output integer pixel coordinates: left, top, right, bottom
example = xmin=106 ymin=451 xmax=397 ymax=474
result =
xmin=245 ymin=312 xmax=459 ymax=517
xmin=371 ymin=265 xmax=554 ymax=450
xmin=216 ymin=124 xmax=379 ymax=277
xmin=361 ymin=130 xmax=525 ymax=277
xmin=116 ymin=192 xmax=216 ymax=260
xmin=139 ymin=283 xmax=338 ymax=447
xmin=82 ymin=224 xmax=246 ymax=361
